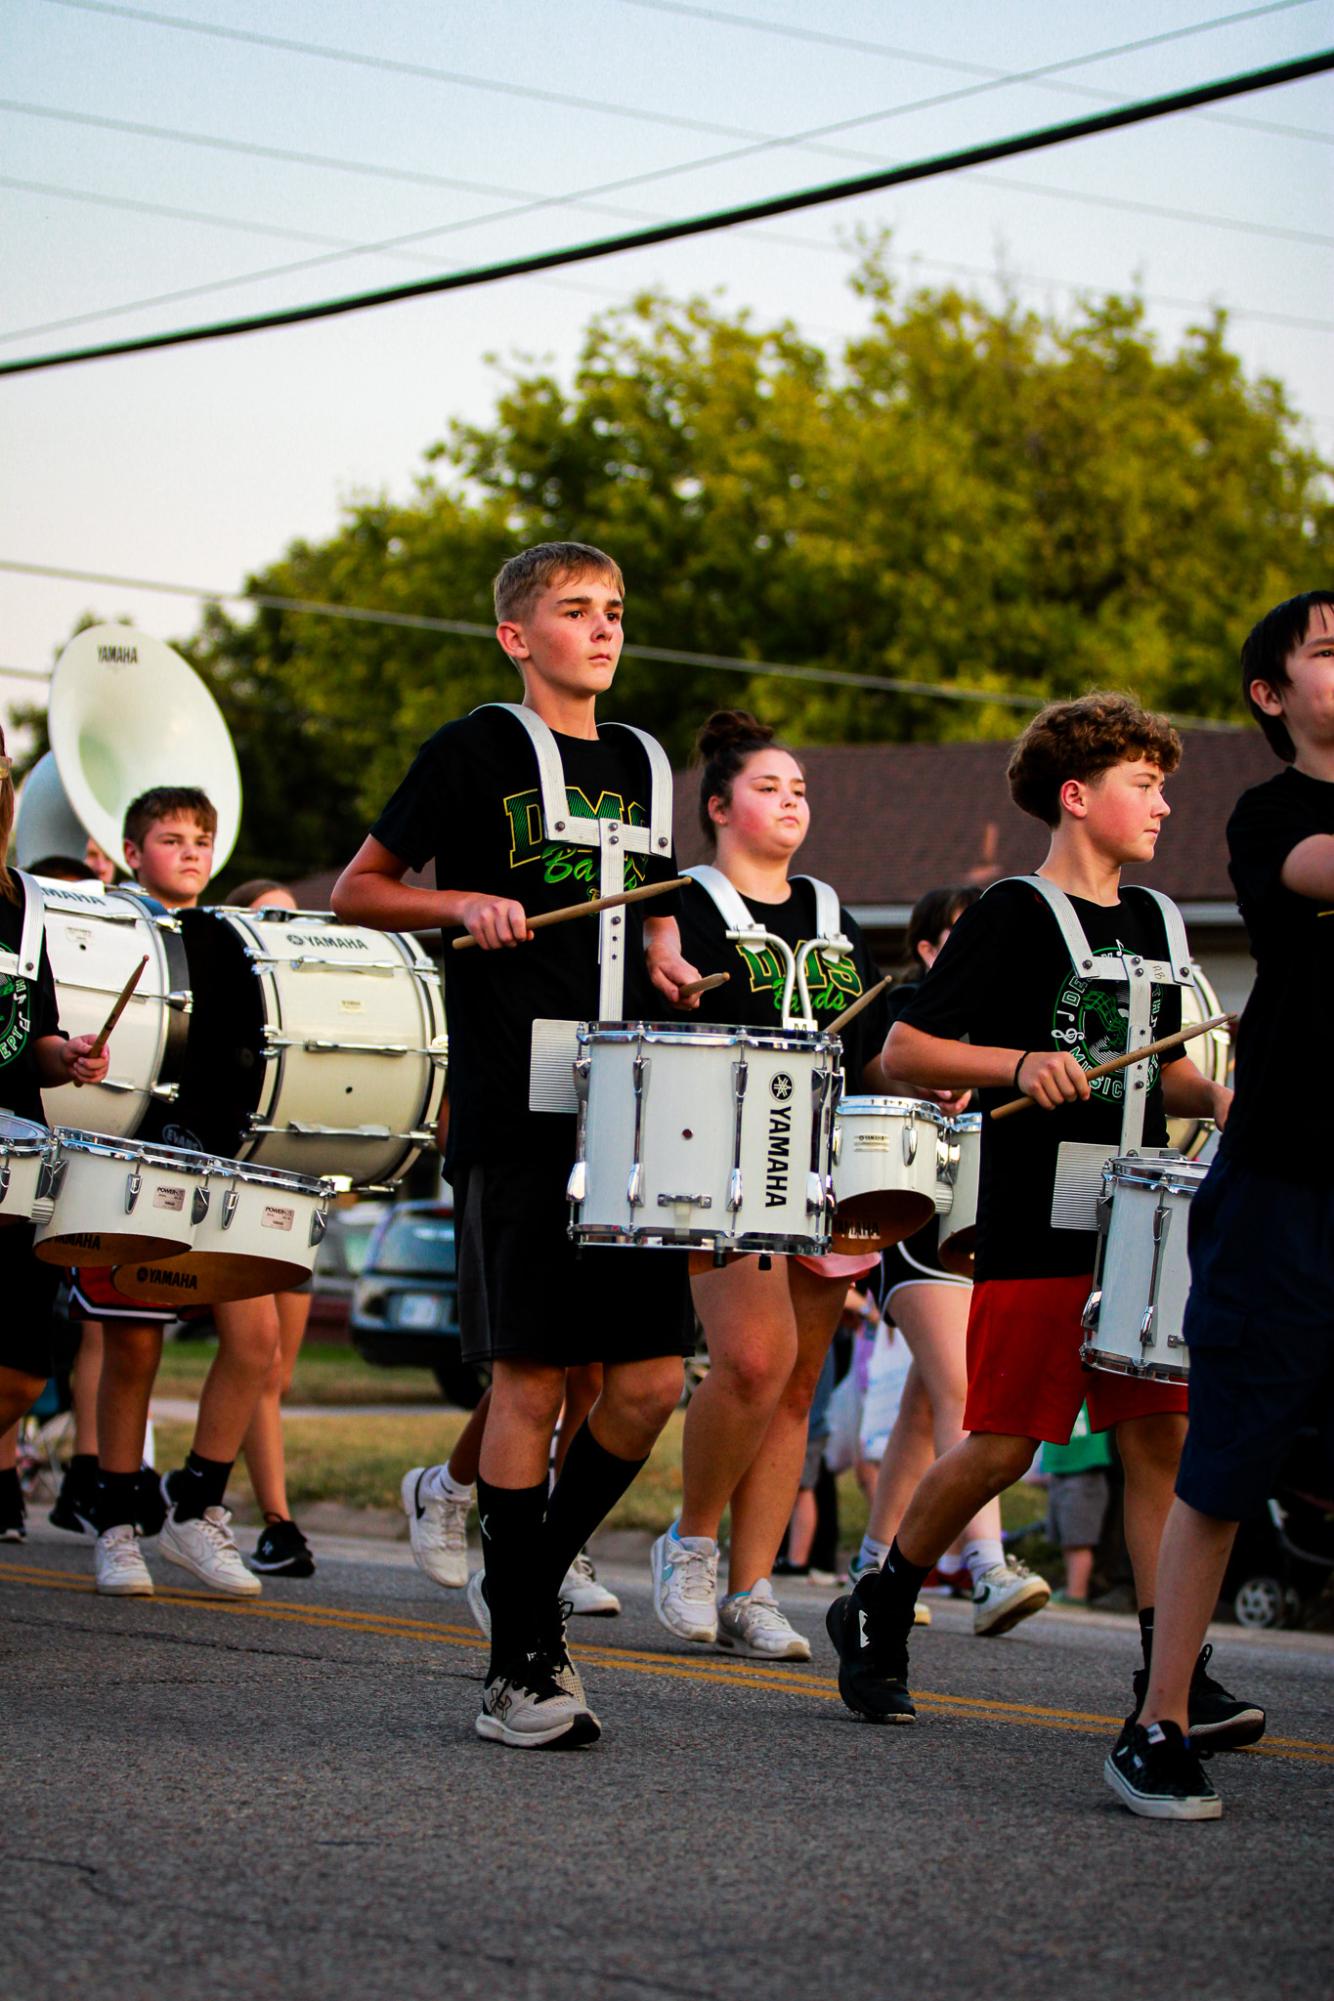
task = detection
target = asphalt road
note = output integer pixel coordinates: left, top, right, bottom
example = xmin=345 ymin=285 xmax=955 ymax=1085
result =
xmin=4 ymin=1523 xmax=1332 ymax=2001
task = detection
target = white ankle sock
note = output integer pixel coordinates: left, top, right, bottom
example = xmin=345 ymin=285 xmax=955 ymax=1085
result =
xmin=963 ymin=1537 xmax=1004 ymax=1585
xmin=936 ymin=1551 xmax=967 ymax=1576
xmin=857 ymin=1535 xmax=891 ymax=1572
xmin=425 ymin=1464 xmax=474 ymax=1505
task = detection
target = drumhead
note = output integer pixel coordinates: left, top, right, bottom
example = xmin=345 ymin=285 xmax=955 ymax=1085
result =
xmin=0 ymin=1111 xmax=50 ymax=1151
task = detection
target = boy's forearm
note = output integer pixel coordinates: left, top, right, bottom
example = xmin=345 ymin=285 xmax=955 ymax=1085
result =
xmin=1161 ymin=1055 xmax=1229 ymax=1121
xmin=331 ymin=864 xmax=460 ymax=934
xmin=884 ymin=1021 xmax=1021 ymax=1092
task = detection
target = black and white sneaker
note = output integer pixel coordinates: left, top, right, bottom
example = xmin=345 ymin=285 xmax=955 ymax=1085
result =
xmin=48 ymin=1463 xmax=97 ymax=1535
xmin=1105 ymin=1719 xmax=1222 ymax=1820
xmin=250 ymin=1519 xmax=315 ymax=1578
xmin=475 ymin=1645 xmax=601 ymax=1750
xmin=825 ymin=1579 xmax=916 ymax=1724
xmin=1132 ymin=1644 xmax=1266 ymax=1755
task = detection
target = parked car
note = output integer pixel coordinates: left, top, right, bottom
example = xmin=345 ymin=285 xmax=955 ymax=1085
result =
xmin=349 ymin=1199 xmax=487 ymax=1408
xmin=308 ymin=1199 xmax=388 ymax=1339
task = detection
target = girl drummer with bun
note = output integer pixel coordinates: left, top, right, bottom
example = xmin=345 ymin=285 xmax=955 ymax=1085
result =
xmin=849 ymin=884 xmax=1051 ymax=1638
xmin=649 ymin=710 xmax=894 ymax=1659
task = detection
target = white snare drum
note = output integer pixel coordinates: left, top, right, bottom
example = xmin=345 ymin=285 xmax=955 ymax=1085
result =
xmin=568 ymin=1021 xmax=840 ymax=1255
xmin=178 ymin=907 xmax=447 ymax=1187
xmin=1079 ymin=1153 xmax=1205 ymax=1384
xmin=39 ymin=882 xmax=191 ymax=1139
xmin=111 ymin=1159 xmax=333 ymax=1306
xmin=937 ymin=1114 xmax=981 ymax=1276
xmin=34 ymin=1128 xmax=207 ymax=1268
xmin=0 ymin=1112 xmax=55 ymax=1226
xmin=829 ymin=1097 xmax=949 ymax=1253
xmin=1167 ymin=964 xmax=1231 ymax=1159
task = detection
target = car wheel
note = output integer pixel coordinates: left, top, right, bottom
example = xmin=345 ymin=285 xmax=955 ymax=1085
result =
xmin=1233 ymin=1575 xmax=1287 ymax=1629
xmin=433 ymin=1359 xmax=491 ymax=1410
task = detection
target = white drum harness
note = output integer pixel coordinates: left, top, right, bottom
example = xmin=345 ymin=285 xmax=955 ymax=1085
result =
xmin=682 ymin=863 xmax=852 ymax=1032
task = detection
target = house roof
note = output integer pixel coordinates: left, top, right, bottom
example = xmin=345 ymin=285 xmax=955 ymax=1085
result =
xmin=292 ymin=727 xmax=1273 ymax=919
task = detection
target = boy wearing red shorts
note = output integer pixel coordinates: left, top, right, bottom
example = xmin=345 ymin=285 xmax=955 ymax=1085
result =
xmin=826 ymin=693 xmax=1261 ymax=1759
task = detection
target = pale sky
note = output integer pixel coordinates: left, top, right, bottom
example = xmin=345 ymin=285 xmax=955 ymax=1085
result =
xmin=2 ymin=0 xmax=1332 ymax=745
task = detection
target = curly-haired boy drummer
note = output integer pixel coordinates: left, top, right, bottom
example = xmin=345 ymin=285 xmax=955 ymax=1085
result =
xmin=333 ymin=541 xmax=700 ymax=1750
xmin=825 ymin=691 xmax=1262 ymax=1791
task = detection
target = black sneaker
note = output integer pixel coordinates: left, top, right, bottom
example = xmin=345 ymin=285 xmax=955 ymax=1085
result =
xmin=825 ymin=1578 xmax=916 ymax=1724
xmin=49 ymin=1464 xmax=98 ymax=1535
xmin=250 ymin=1519 xmax=316 ymax=1578
xmin=1104 ymin=1719 xmax=1222 ymax=1820
xmin=0 ymin=1477 xmax=26 ymax=1543
xmin=134 ymin=1467 xmax=168 ymax=1540
xmin=1132 ymin=1644 xmax=1266 ymax=1755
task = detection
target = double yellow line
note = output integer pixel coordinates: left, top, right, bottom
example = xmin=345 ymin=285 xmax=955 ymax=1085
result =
xmin=4 ymin=1558 xmax=1331 ymax=1765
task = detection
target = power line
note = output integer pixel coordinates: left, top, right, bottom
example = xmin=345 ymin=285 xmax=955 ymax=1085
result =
xmin=971 ymin=171 xmax=1334 ymax=248
xmin=2 ymin=48 xmax=1329 ymax=377
xmin=8 ymin=162 xmax=1334 ymax=346
xmin=8 ymin=15 xmax=1331 ymax=345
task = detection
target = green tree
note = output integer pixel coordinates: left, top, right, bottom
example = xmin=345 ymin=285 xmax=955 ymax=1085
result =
xmin=104 ymin=252 xmax=1334 ymax=881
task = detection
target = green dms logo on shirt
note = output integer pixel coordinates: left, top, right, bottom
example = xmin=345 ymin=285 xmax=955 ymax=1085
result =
xmin=502 ymin=786 xmax=649 ymax=900
xmin=738 ymin=940 xmax=863 ymax=1019
xmin=1050 ymin=961 xmax=1163 ymax=1102
xmin=0 ymin=973 xmax=34 ymax=1070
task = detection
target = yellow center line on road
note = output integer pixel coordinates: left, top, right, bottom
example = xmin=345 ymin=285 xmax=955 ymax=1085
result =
xmin=4 ymin=1560 xmax=1331 ymax=1764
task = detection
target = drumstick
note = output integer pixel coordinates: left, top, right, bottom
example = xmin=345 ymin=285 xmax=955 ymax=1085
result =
xmin=73 ymin=955 xmax=148 ymax=1087
xmin=450 ymin=876 xmax=689 ymax=950
xmin=831 ymin=973 xmax=894 ymax=1034
xmin=677 ymin=972 xmax=730 ymax=1000
xmin=990 ymin=1012 xmax=1233 ymax=1122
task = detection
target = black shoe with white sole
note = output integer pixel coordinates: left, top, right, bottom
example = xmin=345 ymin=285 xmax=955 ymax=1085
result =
xmin=1132 ymin=1644 xmax=1266 ymax=1755
xmin=251 ymin=1518 xmax=315 ymax=1577
xmin=825 ymin=1580 xmax=916 ymax=1724
xmin=476 ymin=1644 xmax=601 ymax=1750
xmin=1105 ymin=1719 xmax=1222 ymax=1820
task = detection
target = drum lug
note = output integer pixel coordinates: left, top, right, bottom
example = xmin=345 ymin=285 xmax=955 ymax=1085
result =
xmin=150 ymin=1081 xmax=181 ymax=1101
xmin=657 ymin=1192 xmax=712 ymax=1209
xmin=902 ymin=1122 xmax=918 ymax=1166
xmin=124 ymin=1170 xmax=142 ymax=1215
xmin=1080 ymin=1288 xmax=1101 ymax=1335
xmin=566 ymin=1159 xmax=588 ymax=1206
xmin=805 ymin=1171 xmax=824 ymax=1216
xmin=192 ymin=1186 xmax=211 ymax=1225
xmin=0 ymin=1163 xmax=8 ymax=1203
xmin=165 ymin=990 xmax=193 ymax=1013
xmin=310 ymin=1207 xmax=328 ymax=1248
xmin=38 ymin=1155 xmax=66 ymax=1202
xmin=222 ymin=1188 xmax=240 ymax=1231
xmin=726 ymin=1168 xmax=744 ymax=1213
xmin=626 ymin=1051 xmax=649 ymax=1211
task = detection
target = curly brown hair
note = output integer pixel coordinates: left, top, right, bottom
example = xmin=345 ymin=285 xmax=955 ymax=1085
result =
xmin=1007 ymin=691 xmax=1181 ymax=827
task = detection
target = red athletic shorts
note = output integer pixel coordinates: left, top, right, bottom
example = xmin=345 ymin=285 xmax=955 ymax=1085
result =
xmin=962 ymin=1273 xmax=1189 ymax=1444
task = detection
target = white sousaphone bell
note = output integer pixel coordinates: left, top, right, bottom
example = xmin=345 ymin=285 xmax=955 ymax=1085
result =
xmin=15 ymin=623 xmax=242 ymax=875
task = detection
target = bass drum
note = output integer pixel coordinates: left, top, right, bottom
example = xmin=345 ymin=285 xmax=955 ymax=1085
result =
xmin=1167 ymin=964 xmax=1231 ymax=1158
xmin=39 ymin=882 xmax=191 ymax=1140
xmin=176 ymin=906 xmax=447 ymax=1187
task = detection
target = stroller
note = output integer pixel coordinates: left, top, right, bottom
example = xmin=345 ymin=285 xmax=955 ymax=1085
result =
xmin=1223 ymin=1425 xmax=1334 ymax=1630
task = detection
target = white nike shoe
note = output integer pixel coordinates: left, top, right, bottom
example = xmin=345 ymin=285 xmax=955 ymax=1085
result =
xmin=561 ymin=1549 xmax=621 ymax=1617
xmin=717 ymin=1579 xmax=811 ymax=1660
xmin=159 ymin=1504 xmax=261 ymax=1597
xmin=401 ymin=1465 xmax=470 ymax=1589
xmin=972 ymin=1557 xmax=1051 ymax=1636
xmin=94 ymin=1523 xmax=154 ymax=1597
xmin=650 ymin=1526 xmax=719 ymax=1643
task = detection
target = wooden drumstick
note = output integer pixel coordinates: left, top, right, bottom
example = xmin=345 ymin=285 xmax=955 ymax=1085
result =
xmin=830 ymin=973 xmax=894 ymax=1034
xmin=73 ymin=954 xmax=148 ymax=1087
xmin=450 ymin=876 xmax=689 ymax=951
xmin=990 ymin=1013 xmax=1233 ymax=1122
xmin=677 ymin=972 xmax=730 ymax=1000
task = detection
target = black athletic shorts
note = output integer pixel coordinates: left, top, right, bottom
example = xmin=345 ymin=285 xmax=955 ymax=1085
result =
xmin=0 ymin=1224 xmax=62 ymax=1382
xmin=879 ymin=1213 xmax=970 ymax=1305
xmin=1177 ymin=1150 xmax=1334 ymax=1521
xmin=454 ymin=1154 xmax=694 ymax=1369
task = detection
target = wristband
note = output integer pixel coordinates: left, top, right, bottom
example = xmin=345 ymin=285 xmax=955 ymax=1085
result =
xmin=1013 ymin=1051 xmax=1029 ymax=1091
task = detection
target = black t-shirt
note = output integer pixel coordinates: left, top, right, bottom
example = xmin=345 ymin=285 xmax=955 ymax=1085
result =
xmin=371 ymin=707 xmax=681 ymax=1172
xmin=899 ymin=879 xmax=1182 ymax=1280
xmin=0 ymin=877 xmax=61 ymax=1126
xmin=675 ymin=875 xmax=892 ymax=1089
xmin=1223 ymin=767 xmax=1334 ymax=1180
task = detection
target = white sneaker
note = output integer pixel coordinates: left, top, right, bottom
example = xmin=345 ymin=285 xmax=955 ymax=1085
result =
xmin=159 ymin=1504 xmax=262 ymax=1597
xmin=94 ymin=1523 xmax=154 ymax=1597
xmin=561 ymin=1549 xmax=621 ymax=1617
xmin=401 ymin=1465 xmax=470 ymax=1589
xmin=717 ymin=1579 xmax=811 ymax=1660
xmin=650 ymin=1526 xmax=719 ymax=1643
xmin=476 ymin=1658 xmax=600 ymax=1750
xmin=972 ymin=1556 xmax=1051 ymax=1636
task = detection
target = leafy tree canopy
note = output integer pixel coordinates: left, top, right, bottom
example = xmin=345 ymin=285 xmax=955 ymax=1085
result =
xmin=44 ymin=248 xmax=1334 ymax=885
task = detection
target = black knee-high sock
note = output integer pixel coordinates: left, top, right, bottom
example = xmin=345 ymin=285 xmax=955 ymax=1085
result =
xmin=542 ymin=1421 xmax=647 ymax=1596
xmin=477 ymin=1474 xmax=549 ymax=1678
xmin=165 ymin=1450 xmax=231 ymax=1523
xmin=872 ymin=1537 xmax=930 ymax=1618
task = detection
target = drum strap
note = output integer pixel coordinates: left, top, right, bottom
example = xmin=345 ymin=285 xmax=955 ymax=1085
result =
xmin=683 ymin=866 xmax=852 ymax=1030
xmin=990 ymin=874 xmax=1193 ymax=1155
xmin=8 ymin=870 xmax=46 ymax=983
xmin=477 ymin=703 xmax=674 ymax=1019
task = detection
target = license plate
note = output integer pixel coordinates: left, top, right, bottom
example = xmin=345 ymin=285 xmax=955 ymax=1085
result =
xmin=396 ymin=1293 xmax=442 ymax=1329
